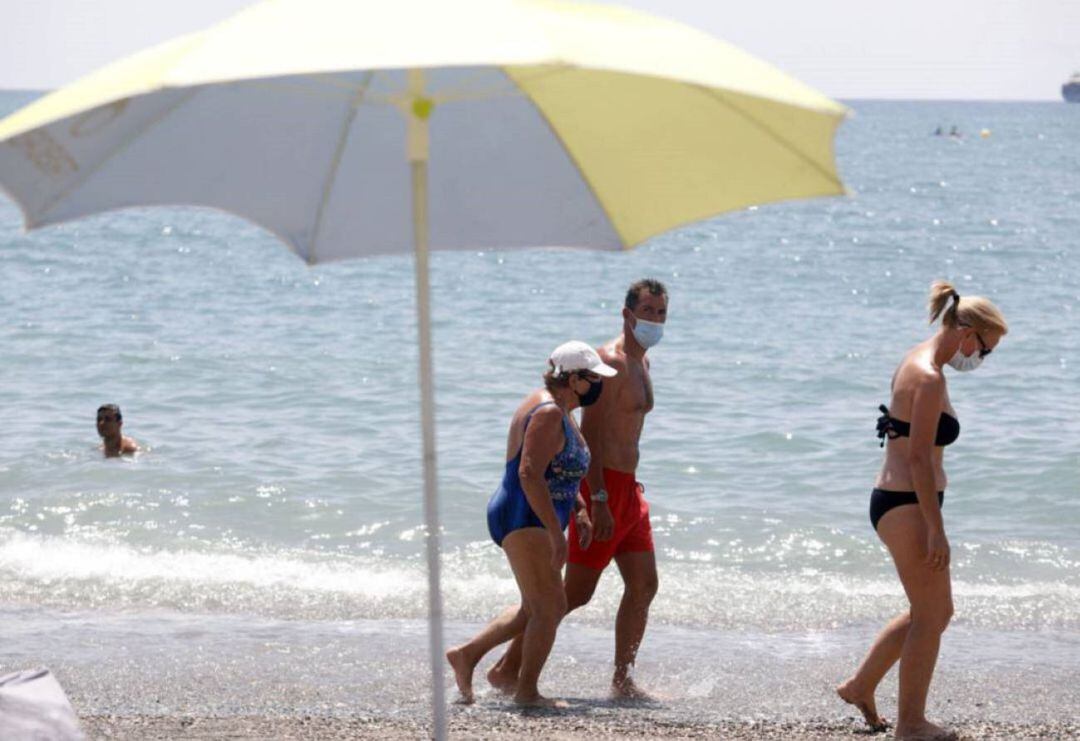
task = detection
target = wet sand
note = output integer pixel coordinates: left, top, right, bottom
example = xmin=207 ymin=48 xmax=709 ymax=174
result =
xmin=7 ymin=609 xmax=1075 ymax=740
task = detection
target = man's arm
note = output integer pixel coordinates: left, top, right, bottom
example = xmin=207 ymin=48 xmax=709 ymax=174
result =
xmin=580 ymin=397 xmax=607 ymax=498
xmin=580 ymin=348 xmax=621 ymax=541
xmin=582 ymin=346 xmax=623 ymax=490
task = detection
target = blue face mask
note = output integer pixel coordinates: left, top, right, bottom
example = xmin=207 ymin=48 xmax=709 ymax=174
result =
xmin=631 ymin=318 xmax=664 ymax=349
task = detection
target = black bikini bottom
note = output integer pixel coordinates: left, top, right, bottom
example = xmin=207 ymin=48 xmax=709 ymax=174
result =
xmin=870 ymin=488 xmax=944 ymax=531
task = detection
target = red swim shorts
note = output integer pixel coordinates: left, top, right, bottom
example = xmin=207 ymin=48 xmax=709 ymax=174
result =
xmin=568 ymin=468 xmax=653 ymax=571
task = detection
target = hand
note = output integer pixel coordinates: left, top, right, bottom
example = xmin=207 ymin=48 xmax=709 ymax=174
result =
xmin=549 ymin=531 xmax=568 ymax=572
xmin=592 ymin=501 xmax=615 ymax=542
xmin=575 ymin=510 xmax=594 ymax=550
xmin=925 ymin=528 xmax=950 ymax=572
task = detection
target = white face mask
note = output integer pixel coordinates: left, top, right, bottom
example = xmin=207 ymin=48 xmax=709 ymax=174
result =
xmin=947 ymin=347 xmax=983 ymax=372
xmin=631 ymin=318 xmax=664 ymax=349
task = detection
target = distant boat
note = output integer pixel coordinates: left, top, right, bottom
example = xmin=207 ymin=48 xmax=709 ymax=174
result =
xmin=1064 ymin=71 xmax=1080 ymax=103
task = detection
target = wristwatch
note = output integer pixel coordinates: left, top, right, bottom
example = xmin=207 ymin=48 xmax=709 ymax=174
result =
xmin=591 ymin=488 xmax=609 ymax=503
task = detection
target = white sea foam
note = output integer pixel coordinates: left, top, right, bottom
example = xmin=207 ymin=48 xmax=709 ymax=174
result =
xmin=2 ymin=531 xmax=1077 ymax=631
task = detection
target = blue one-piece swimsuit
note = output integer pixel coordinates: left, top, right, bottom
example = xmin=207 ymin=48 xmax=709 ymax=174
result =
xmin=487 ymin=401 xmax=590 ymax=546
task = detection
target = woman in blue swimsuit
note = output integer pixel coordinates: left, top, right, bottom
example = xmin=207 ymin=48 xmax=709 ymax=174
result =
xmin=447 ymin=341 xmax=616 ymax=707
xmin=838 ymin=281 xmax=1008 ymax=740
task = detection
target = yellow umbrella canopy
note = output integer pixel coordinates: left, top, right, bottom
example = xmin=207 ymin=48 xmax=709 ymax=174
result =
xmin=0 ymin=1 xmax=848 ymax=737
xmin=0 ymin=0 xmax=846 ymax=255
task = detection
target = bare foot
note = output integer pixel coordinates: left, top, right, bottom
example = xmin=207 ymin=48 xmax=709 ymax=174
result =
xmin=611 ymin=677 xmax=660 ymax=702
xmin=894 ymin=721 xmax=958 ymax=740
xmin=445 ymin=646 xmax=475 ymax=704
xmin=513 ymin=692 xmax=568 ymax=709
xmin=836 ymin=679 xmax=888 ymax=731
xmin=486 ymin=664 xmax=518 ymax=694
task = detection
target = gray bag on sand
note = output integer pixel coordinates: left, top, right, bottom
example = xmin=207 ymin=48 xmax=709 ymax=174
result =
xmin=0 ymin=668 xmax=85 ymax=740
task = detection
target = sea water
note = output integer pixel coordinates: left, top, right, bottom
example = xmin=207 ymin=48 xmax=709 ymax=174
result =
xmin=1 ymin=92 xmax=1078 ymax=719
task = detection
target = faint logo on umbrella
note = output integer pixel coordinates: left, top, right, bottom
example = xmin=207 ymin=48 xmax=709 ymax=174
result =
xmin=8 ymin=131 xmax=78 ymax=177
xmin=69 ymin=98 xmax=130 ymax=138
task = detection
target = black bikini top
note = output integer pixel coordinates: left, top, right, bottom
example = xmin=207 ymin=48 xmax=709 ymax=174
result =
xmin=876 ymin=404 xmax=960 ymax=448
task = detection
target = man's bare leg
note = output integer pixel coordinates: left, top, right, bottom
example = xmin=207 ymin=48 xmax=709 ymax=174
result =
xmin=488 ymin=563 xmax=603 ymax=691
xmin=611 ymin=550 xmax=658 ymax=699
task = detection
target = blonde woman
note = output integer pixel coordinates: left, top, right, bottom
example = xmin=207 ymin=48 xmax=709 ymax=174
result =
xmin=838 ymin=281 xmax=1008 ymax=740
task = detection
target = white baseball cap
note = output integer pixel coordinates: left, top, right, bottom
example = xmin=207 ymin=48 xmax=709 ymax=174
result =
xmin=549 ymin=341 xmax=617 ymax=377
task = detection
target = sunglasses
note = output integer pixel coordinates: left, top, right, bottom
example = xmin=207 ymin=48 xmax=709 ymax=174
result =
xmin=974 ymin=331 xmax=992 ymax=359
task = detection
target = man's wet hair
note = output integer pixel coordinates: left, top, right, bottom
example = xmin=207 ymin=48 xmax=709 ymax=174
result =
xmin=97 ymin=404 xmax=122 ymax=421
xmin=625 ymin=278 xmax=668 ymax=310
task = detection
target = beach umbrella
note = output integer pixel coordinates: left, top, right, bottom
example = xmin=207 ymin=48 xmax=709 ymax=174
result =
xmin=0 ymin=0 xmax=848 ymax=736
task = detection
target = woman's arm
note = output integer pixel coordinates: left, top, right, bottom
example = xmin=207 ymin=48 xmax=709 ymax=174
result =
xmin=519 ymin=406 xmax=570 ymax=569
xmin=907 ymin=372 xmax=949 ymax=571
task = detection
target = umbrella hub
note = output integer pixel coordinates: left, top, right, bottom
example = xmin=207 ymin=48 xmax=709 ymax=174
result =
xmin=411 ymin=96 xmax=435 ymax=121
xmin=406 ymin=70 xmax=432 ymax=164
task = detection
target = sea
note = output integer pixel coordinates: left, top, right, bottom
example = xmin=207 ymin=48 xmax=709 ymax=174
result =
xmin=1 ymin=91 xmax=1078 ymax=724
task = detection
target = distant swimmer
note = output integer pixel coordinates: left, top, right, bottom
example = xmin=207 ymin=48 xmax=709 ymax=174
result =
xmin=96 ymin=404 xmax=138 ymax=457
xmin=949 ymin=125 xmax=962 ymax=139
xmin=933 ymin=126 xmax=944 ymax=136
xmin=837 ymin=281 xmax=1007 ymax=740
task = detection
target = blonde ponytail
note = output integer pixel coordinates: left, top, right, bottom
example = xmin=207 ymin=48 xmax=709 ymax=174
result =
xmin=927 ymin=280 xmax=1009 ymax=336
xmin=928 ymin=280 xmax=961 ymax=327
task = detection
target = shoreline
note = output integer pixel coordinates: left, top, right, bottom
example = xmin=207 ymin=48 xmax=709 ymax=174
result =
xmin=5 ymin=607 xmax=1078 ymax=738
xmin=80 ymin=714 xmax=1080 ymax=740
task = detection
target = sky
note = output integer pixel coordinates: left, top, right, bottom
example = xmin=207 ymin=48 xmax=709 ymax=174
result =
xmin=0 ymin=0 xmax=1077 ymax=100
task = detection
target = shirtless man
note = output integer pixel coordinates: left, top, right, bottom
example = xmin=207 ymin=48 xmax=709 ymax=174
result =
xmin=96 ymin=404 xmax=138 ymax=457
xmin=489 ymin=278 xmax=667 ymax=699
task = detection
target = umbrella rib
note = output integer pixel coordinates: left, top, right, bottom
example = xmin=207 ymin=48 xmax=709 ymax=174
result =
xmin=308 ymin=71 xmax=376 ymax=264
xmin=424 ymin=65 xmax=572 ymax=105
xmin=504 ymin=66 xmax=629 ymax=250
xmin=693 ymin=84 xmax=844 ymax=191
xmin=427 ymin=67 xmax=514 ymax=104
xmin=246 ymin=76 xmax=362 ymax=106
xmin=35 ymin=88 xmax=201 ymax=224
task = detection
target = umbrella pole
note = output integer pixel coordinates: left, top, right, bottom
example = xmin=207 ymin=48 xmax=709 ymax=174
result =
xmin=408 ymin=70 xmax=447 ymax=741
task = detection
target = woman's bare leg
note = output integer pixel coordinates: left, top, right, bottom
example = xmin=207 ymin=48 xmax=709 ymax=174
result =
xmin=877 ymin=506 xmax=956 ymax=740
xmin=501 ymin=528 xmax=568 ymax=706
xmin=488 ymin=562 xmax=603 ymax=691
xmin=838 ymin=610 xmax=909 ymax=729
xmin=447 ymin=604 xmax=527 ymax=703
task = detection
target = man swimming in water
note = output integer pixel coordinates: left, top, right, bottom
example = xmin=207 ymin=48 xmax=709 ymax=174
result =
xmin=489 ymin=278 xmax=668 ymax=699
xmin=97 ymin=404 xmax=138 ymax=457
